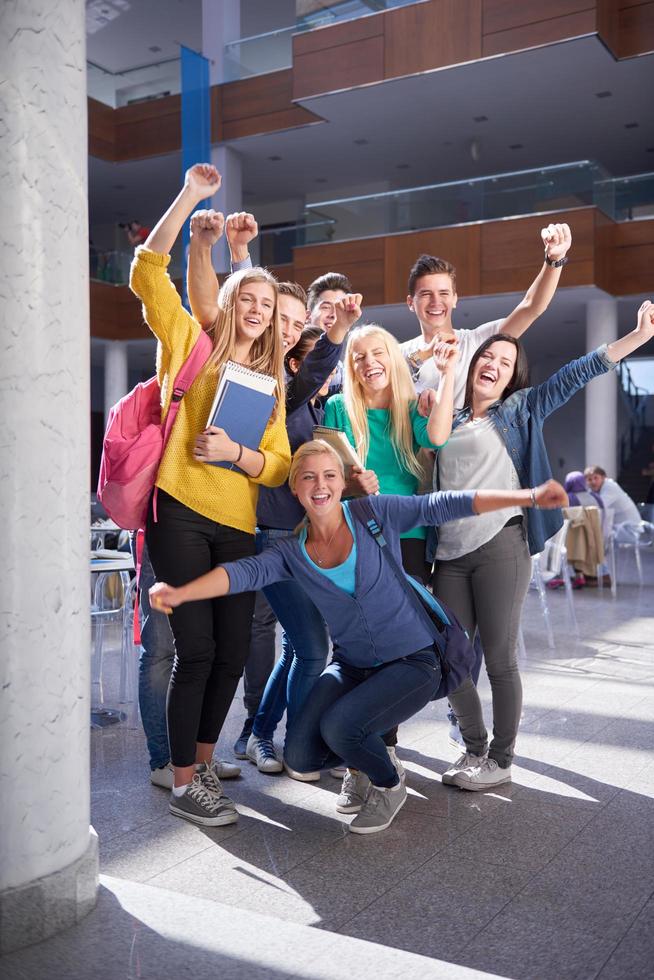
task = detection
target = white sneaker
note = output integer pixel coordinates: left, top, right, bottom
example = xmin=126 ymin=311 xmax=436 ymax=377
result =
xmin=283 ymin=760 xmax=321 ymax=782
xmin=442 ymin=751 xmax=487 ymax=786
xmin=453 ymin=758 xmax=511 ymax=792
xmin=150 ymin=759 xmax=241 ymax=790
xmin=208 ymin=759 xmax=241 ymax=780
xmin=336 ymin=769 xmax=371 ymax=813
xmin=245 ymin=733 xmax=283 ymax=774
xmin=387 ymin=745 xmax=406 ymax=781
xmin=329 ymin=765 xmax=346 ymax=778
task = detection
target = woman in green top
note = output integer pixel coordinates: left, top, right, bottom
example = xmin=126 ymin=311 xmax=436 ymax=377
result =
xmin=323 ymin=324 xmax=453 ymax=581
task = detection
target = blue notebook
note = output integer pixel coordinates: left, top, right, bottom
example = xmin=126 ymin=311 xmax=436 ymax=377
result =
xmin=205 ymin=362 xmax=277 ymax=471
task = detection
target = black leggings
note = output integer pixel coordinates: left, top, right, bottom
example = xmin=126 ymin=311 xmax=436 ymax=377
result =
xmin=146 ymin=490 xmax=256 ymax=767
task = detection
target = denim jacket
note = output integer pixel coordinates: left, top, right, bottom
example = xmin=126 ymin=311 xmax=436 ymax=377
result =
xmin=431 ymin=345 xmax=616 ymax=557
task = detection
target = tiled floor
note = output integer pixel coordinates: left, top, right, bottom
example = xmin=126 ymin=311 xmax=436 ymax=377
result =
xmin=3 ymin=550 xmax=653 ymax=979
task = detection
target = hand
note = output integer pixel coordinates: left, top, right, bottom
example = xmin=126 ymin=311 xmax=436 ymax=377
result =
xmin=541 ymin=222 xmax=571 ymax=262
xmin=190 ymin=208 xmax=225 ymax=248
xmin=349 ymin=466 xmax=379 ymax=495
xmin=149 ymin=582 xmax=182 ymax=615
xmin=417 ymin=388 xmax=437 ymax=418
xmin=533 ymin=479 xmax=568 ymax=509
xmin=333 ymin=293 xmax=363 ymax=331
xmin=194 ymin=426 xmax=239 ymax=464
xmin=433 ymin=337 xmax=458 ymax=375
xmin=184 ymin=164 xmax=222 ymax=203
xmin=635 ymin=299 xmax=654 ymax=340
xmin=225 ymin=212 xmax=259 ymax=250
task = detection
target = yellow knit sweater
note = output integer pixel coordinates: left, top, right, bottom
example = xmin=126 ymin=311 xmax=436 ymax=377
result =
xmin=130 ymin=248 xmax=290 ymax=534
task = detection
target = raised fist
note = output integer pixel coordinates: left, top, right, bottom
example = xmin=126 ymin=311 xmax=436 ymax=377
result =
xmin=541 ymin=222 xmax=572 ymax=262
xmin=636 ymin=299 xmax=654 ymax=339
xmin=184 ymin=164 xmax=221 ymax=202
xmin=333 ymin=293 xmax=363 ymax=331
xmin=190 ymin=209 xmax=225 ymax=247
xmin=433 ymin=336 xmax=458 ymax=375
xmin=225 ymin=212 xmax=259 ymax=249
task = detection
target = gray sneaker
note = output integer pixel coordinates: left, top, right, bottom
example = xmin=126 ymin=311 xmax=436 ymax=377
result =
xmin=442 ymin=751 xmax=487 ymax=786
xmin=169 ymin=773 xmax=239 ymax=827
xmin=336 ymin=769 xmax=371 ymax=813
xmin=349 ymin=781 xmax=407 ymax=835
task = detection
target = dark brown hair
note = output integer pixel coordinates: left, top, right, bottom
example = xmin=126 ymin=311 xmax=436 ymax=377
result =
xmin=278 ymin=281 xmax=307 ymax=306
xmin=463 ymin=334 xmax=530 ymax=409
xmin=584 ymin=464 xmax=607 ymax=478
xmin=408 ymin=254 xmax=457 ymax=296
xmin=306 ymin=272 xmax=352 ymax=312
xmin=284 ymin=325 xmax=323 ymax=375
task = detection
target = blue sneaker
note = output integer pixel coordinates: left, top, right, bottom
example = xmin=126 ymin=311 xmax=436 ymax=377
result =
xmin=233 ymin=717 xmax=254 ymax=760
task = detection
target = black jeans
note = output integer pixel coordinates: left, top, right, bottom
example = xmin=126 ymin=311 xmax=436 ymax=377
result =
xmin=146 ymin=490 xmax=256 ymax=767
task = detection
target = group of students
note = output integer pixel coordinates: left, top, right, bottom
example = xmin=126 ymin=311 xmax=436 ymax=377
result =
xmin=133 ymin=163 xmax=654 ymax=835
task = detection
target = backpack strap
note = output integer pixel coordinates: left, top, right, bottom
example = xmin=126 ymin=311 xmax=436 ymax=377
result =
xmin=348 ymin=497 xmax=449 ymax=637
xmin=152 ymin=330 xmax=213 ymax=522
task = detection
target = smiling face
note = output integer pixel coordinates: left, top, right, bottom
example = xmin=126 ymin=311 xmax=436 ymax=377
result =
xmin=471 ymin=340 xmax=517 ymax=403
xmin=278 ymin=293 xmax=306 ymax=350
xmin=350 ymin=333 xmax=392 ymax=397
xmin=291 ymin=450 xmax=345 ymax=519
xmin=235 ymin=281 xmax=276 ymax=343
xmin=586 ymin=470 xmax=605 ymax=493
xmin=308 ymin=289 xmax=347 ymax=332
xmin=407 ymin=272 xmax=457 ymax=337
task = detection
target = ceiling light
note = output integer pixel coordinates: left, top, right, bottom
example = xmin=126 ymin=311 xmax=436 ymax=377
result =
xmin=112 ymin=184 xmax=125 ymax=190
xmin=473 ymin=115 xmax=488 ymax=123
xmin=595 ymin=90 xmax=612 ymax=98
xmin=509 ymin=143 xmax=523 ymax=150
xmin=315 ymin=178 xmax=327 ymax=183
xmin=625 ymin=122 xmax=639 ymax=129
xmin=149 ymin=45 xmax=162 ymax=53
xmin=353 ymin=138 xmax=368 ymax=145
xmin=442 ymin=141 xmax=453 ymax=147
xmin=268 ymin=155 xmax=282 ymax=161
xmin=396 ymin=163 xmax=410 ymax=169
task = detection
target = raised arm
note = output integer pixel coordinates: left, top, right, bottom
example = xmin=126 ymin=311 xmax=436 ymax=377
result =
xmin=425 ymin=339 xmax=457 ymax=444
xmin=144 ymin=164 xmax=221 ymax=256
xmin=500 ymin=223 xmax=572 ymax=339
xmin=606 ymin=299 xmax=654 ymax=362
xmin=187 ymin=209 xmax=224 ymax=327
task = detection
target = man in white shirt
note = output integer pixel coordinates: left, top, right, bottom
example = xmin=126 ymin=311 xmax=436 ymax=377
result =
xmin=401 ymin=223 xmax=572 ymax=412
xmin=584 ymin=465 xmax=642 ymax=541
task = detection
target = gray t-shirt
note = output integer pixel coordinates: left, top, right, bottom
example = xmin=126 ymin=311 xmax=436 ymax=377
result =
xmin=435 ymin=416 xmax=522 ymax=560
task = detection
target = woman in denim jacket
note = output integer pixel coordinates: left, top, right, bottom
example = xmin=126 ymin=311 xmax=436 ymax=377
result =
xmin=430 ymin=300 xmax=654 ymax=792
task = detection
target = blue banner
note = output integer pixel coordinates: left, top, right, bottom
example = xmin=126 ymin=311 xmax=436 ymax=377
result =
xmin=180 ymin=45 xmax=211 ymax=307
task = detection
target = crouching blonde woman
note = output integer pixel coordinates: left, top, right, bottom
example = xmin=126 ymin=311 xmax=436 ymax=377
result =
xmin=150 ymin=440 xmax=567 ymax=834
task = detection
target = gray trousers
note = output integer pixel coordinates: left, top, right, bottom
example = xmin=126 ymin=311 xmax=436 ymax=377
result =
xmin=432 ymin=522 xmax=531 ymax=768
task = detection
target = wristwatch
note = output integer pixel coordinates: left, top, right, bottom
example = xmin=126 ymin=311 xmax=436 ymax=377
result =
xmin=544 ymin=249 xmax=569 ymax=268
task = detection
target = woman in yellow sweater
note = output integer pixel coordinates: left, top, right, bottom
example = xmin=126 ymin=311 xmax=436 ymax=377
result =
xmin=130 ymin=163 xmax=291 ymax=827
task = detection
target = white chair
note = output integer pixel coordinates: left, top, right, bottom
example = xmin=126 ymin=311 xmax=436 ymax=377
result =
xmin=539 ymin=520 xmax=579 ymax=635
xmin=91 ymin=569 xmax=132 ymax=723
xmin=118 ymin=578 xmax=140 ymax=727
xmin=612 ymin=521 xmax=654 ymax=586
xmin=517 ymin=554 xmax=555 ymax=660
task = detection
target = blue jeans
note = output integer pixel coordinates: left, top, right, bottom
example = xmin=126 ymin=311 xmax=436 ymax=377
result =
xmin=252 ymin=528 xmax=329 ymax=743
xmin=285 ymin=648 xmax=440 ymax=787
xmin=131 ymin=535 xmax=175 ymax=770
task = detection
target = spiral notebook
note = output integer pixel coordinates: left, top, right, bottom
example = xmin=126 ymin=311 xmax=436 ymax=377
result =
xmin=205 ymin=361 xmax=277 ymax=470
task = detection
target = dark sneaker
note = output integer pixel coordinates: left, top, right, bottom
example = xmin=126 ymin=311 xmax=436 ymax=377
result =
xmin=233 ymin=717 xmax=254 ymax=759
xmin=336 ymin=769 xmax=371 ymax=813
xmin=246 ymin=733 xmax=283 ymax=773
xmin=349 ymin=781 xmax=407 ymax=834
xmin=169 ymin=773 xmax=238 ymax=827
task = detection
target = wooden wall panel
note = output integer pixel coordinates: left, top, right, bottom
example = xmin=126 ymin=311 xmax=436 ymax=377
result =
xmin=88 ymin=97 xmax=116 ymax=160
xmin=383 ymin=226 xmax=481 ymax=304
xmin=113 ymin=95 xmax=181 ymax=162
xmin=90 ymin=281 xmax=152 ymax=340
xmin=215 ymin=69 xmax=322 ymax=140
xmin=293 ymin=238 xmax=385 ymax=305
xmin=482 ymin=6 xmax=597 ymax=57
xmin=293 ymin=35 xmax=384 ymax=100
xmin=617 ymin=1 xmax=654 ymax=57
xmin=385 ymin=0 xmax=481 ymax=78
xmin=480 ymin=209 xmax=597 ymax=293
xmin=611 ymin=218 xmax=654 ymax=294
xmin=482 ymin=0 xmax=595 ymax=36
xmin=293 ymin=14 xmax=384 ymax=56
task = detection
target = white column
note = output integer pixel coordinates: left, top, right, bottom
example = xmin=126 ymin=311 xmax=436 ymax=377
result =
xmin=202 ymin=0 xmax=245 ymax=272
xmin=104 ymin=341 xmax=129 ymax=425
xmin=585 ymin=298 xmax=618 ymax=477
xmin=0 ymin=0 xmax=97 ymax=953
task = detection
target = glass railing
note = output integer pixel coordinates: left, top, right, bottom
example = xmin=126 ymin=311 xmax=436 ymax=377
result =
xmin=90 ymin=246 xmax=183 ymax=286
xmin=224 ymin=0 xmax=424 ymax=81
xmin=295 ymin=162 xmax=654 ymax=247
xmin=87 ymin=57 xmax=181 ymax=108
xmin=258 ymin=218 xmax=337 ymax=266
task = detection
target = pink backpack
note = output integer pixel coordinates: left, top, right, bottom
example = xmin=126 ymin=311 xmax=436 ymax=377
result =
xmin=97 ymin=331 xmax=213 ymax=530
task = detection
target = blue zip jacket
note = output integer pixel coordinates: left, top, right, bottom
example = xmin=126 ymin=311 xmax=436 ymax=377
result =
xmin=223 ymin=491 xmax=477 ymax=668
xmin=257 ymin=332 xmax=343 ymax=530
xmin=431 ymin=344 xmax=616 ymax=557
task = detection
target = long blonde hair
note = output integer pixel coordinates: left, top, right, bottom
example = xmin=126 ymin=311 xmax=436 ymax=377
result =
xmin=288 ymin=439 xmax=345 ymax=534
xmin=343 ymin=324 xmax=423 ymax=481
xmin=204 ymin=267 xmax=286 ymax=415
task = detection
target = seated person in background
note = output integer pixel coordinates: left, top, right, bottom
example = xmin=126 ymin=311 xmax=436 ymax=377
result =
xmin=562 ymin=470 xmax=608 ymax=588
xmin=584 ymin=465 xmax=642 ymax=541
